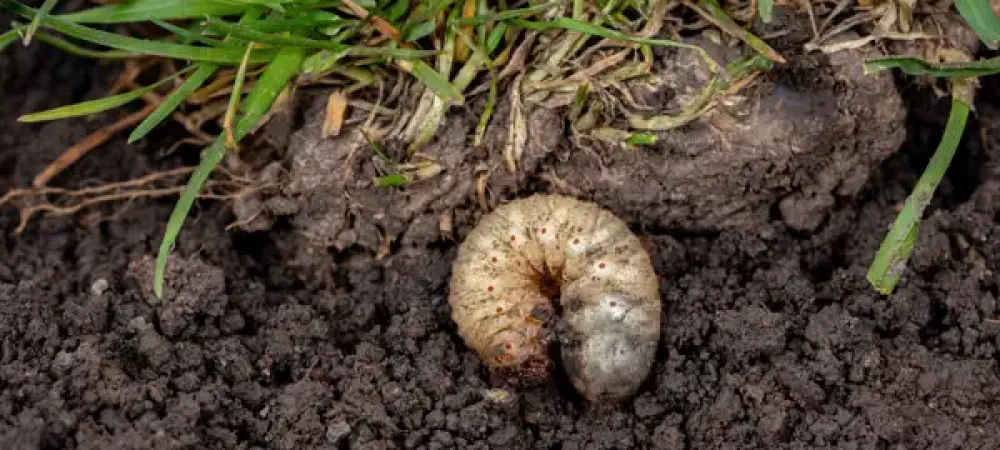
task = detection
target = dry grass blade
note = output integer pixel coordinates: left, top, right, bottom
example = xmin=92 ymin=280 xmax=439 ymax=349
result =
xmin=341 ymin=0 xmax=404 ymax=43
xmin=224 ymin=42 xmax=256 ymax=148
xmin=323 ymin=90 xmax=349 ymax=137
xmin=455 ymin=0 xmax=477 ymax=62
xmin=504 ymin=73 xmax=527 ymax=172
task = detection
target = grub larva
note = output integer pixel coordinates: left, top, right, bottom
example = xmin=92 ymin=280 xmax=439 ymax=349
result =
xmin=449 ymin=194 xmax=661 ymax=402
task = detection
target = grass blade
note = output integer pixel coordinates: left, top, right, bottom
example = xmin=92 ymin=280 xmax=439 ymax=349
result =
xmin=758 ymin=0 xmax=773 ymax=23
xmin=18 ymin=67 xmax=192 ymax=122
xmin=202 ymin=16 xmax=437 ymax=59
xmin=129 ymin=64 xmax=218 ymax=143
xmin=151 ymin=18 xmax=230 ymax=48
xmin=508 ymin=16 xmax=717 ymax=70
xmin=1 ymin=0 xmax=277 ymax=64
xmin=864 ymin=55 xmax=1000 ymax=77
xmin=410 ymin=60 xmax=464 ymax=103
xmin=22 ymin=0 xmax=58 ymax=44
xmin=625 ymin=132 xmax=657 ymax=145
xmin=955 ymin=0 xmax=1000 ymax=50
xmin=31 ymin=31 xmax=141 ymax=59
xmin=130 ymin=8 xmax=265 ymax=143
xmin=695 ymin=0 xmax=784 ymax=63
xmin=0 ymin=27 xmax=19 ymax=51
xmin=224 ymin=43 xmax=256 ymax=146
xmin=452 ymin=1 xmax=559 ymax=25
xmin=56 ymin=0 xmax=249 ymax=23
xmin=867 ymin=79 xmax=974 ymax=294
xmin=230 ymin=18 xmax=353 ymax=34
xmin=154 ymin=46 xmax=307 ymax=298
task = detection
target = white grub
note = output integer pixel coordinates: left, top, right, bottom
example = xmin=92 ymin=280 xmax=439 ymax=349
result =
xmin=449 ymin=194 xmax=661 ymax=402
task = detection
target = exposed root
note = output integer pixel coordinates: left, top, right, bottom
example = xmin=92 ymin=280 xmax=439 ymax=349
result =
xmin=2 ymin=167 xmax=258 ymax=234
xmin=32 ymin=103 xmax=159 ymax=188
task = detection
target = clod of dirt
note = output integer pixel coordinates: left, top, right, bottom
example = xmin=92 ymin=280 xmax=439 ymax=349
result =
xmin=126 ymin=255 xmax=228 ymax=339
xmin=568 ymin=37 xmax=905 ymax=232
xmin=778 ymin=190 xmax=836 ymax=232
xmin=235 ymin=14 xmax=904 ymax=271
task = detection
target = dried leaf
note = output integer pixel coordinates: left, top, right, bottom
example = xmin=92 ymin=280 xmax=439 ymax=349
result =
xmin=323 ymin=90 xmax=348 ymax=137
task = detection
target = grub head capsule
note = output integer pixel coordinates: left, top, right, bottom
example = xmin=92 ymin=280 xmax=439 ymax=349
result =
xmin=558 ymin=290 xmax=660 ymax=402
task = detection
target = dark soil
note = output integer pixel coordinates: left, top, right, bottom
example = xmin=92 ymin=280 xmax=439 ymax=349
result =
xmin=3 ymin=8 xmax=1000 ymax=450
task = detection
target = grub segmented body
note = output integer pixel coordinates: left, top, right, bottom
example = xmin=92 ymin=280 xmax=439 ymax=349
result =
xmin=448 ymin=194 xmax=661 ymax=402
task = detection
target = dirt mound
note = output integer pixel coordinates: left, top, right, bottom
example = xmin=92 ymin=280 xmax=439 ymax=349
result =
xmin=237 ymin=13 xmax=906 ymax=274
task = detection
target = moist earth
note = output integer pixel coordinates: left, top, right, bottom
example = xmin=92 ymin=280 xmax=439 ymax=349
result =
xmin=3 ymin=8 xmax=1000 ymax=450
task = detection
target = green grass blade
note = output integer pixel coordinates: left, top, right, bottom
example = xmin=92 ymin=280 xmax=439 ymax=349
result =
xmin=22 ymin=0 xmax=58 ymax=44
xmin=202 ymin=15 xmax=437 ymax=59
xmin=18 ymin=67 xmax=192 ymax=122
xmin=864 ymin=55 xmax=1000 ymax=77
xmin=711 ymin=53 xmax=773 ymax=90
xmin=452 ymin=1 xmax=559 ymax=25
xmin=696 ymin=0 xmax=784 ymax=62
xmin=1 ymin=0 xmax=277 ymax=64
xmin=410 ymin=59 xmax=464 ymax=103
xmin=486 ymin=22 xmax=506 ymax=52
xmin=0 ymin=26 xmax=24 ymax=51
xmin=56 ymin=0 xmax=249 ymax=23
xmin=758 ymin=0 xmax=773 ymax=23
xmin=403 ymin=20 xmax=437 ymax=42
xmin=955 ymin=0 xmax=1000 ymax=49
xmin=376 ymin=173 xmax=408 ymax=188
xmin=130 ymin=8 xmax=264 ymax=143
xmin=625 ymin=132 xmax=657 ymax=145
xmin=386 ymin=0 xmax=409 ymax=22
xmin=129 ymin=64 xmax=218 ymax=143
xmin=239 ymin=48 xmax=306 ymax=116
xmin=31 ymin=31 xmax=141 ymax=59
xmin=474 ymin=67 xmax=498 ymax=146
xmin=153 ymin=46 xmax=307 ymax=298
xmin=301 ymin=50 xmax=350 ymax=78
xmin=151 ymin=18 xmax=229 ymax=47
xmin=867 ymin=81 xmax=973 ymax=294
xmin=232 ymin=18 xmax=352 ymax=34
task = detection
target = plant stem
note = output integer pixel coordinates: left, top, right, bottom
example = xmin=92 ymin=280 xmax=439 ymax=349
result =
xmin=866 ymin=78 xmax=974 ymax=294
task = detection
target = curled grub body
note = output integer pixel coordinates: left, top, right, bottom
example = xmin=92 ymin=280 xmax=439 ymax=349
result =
xmin=449 ymin=194 xmax=661 ymax=402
